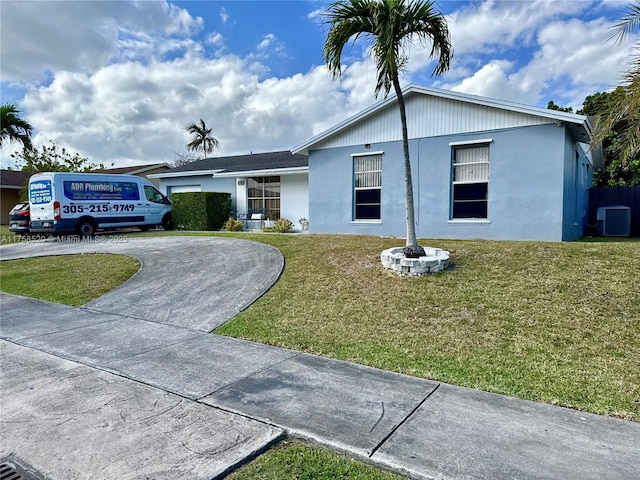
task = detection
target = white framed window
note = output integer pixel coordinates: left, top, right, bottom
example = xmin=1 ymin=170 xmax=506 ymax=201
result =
xmin=248 ymin=176 xmax=280 ymax=218
xmin=451 ymin=144 xmax=489 ymax=219
xmin=353 ymin=154 xmax=382 ymax=220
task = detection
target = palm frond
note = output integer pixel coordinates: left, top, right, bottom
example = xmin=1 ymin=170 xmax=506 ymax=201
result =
xmin=609 ymin=0 xmax=640 ymax=44
xmin=323 ymin=0 xmax=452 ymax=98
xmin=1 ymin=103 xmax=34 ymax=150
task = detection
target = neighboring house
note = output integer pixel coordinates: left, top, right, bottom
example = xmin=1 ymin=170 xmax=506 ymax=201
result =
xmin=149 ymin=151 xmax=308 ymax=226
xmin=95 ymin=163 xmax=170 ymax=188
xmin=292 ymin=84 xmax=602 ymax=242
xmin=0 ymin=169 xmax=32 ymax=224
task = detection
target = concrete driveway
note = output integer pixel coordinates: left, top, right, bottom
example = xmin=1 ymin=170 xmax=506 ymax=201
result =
xmin=0 ymin=236 xmax=284 ymax=331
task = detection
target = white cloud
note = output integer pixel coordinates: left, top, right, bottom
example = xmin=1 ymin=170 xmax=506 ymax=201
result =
xmin=206 ymin=32 xmax=224 ymax=47
xmin=220 ymin=7 xmax=230 ymax=24
xmin=5 ymin=52 xmax=371 ymax=168
xmin=447 ymin=0 xmax=586 ymax=56
xmin=307 ymin=9 xmax=325 ymax=20
xmin=450 ymin=60 xmax=543 ymax=103
xmin=0 ymin=0 xmax=202 ymax=82
xmin=258 ymin=34 xmax=276 ymax=50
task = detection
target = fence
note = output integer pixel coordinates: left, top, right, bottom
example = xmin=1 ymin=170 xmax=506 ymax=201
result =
xmin=588 ymin=186 xmax=640 ymax=237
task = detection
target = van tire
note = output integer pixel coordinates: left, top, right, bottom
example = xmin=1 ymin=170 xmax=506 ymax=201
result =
xmin=162 ymin=213 xmax=174 ymax=231
xmin=76 ymin=218 xmax=96 ymax=237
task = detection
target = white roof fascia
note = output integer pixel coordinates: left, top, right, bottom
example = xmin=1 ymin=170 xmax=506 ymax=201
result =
xmin=292 ymin=83 xmax=591 ymax=155
xmin=212 ymin=166 xmax=309 ymax=178
xmin=148 ymin=169 xmax=224 ymax=179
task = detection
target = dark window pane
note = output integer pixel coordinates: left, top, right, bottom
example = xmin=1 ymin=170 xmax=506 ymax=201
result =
xmin=453 ymin=201 xmax=487 ymax=218
xmin=355 ymin=189 xmax=381 ymax=204
xmin=454 ymin=183 xmax=487 ymax=201
xmin=355 ymin=189 xmax=381 ymax=220
xmin=355 ymin=204 xmax=381 ymax=219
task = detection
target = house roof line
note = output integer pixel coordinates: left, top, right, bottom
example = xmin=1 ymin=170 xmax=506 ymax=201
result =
xmin=96 ymin=162 xmax=170 ymax=175
xmin=149 ymin=169 xmax=224 ymax=179
xmin=291 ymin=83 xmax=593 ymax=155
xmin=212 ymin=166 xmax=309 ymax=178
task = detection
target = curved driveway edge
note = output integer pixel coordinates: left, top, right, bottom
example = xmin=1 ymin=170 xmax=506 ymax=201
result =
xmin=0 ymin=236 xmax=284 ymax=331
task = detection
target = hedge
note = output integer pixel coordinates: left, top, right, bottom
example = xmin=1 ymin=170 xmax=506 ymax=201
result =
xmin=170 ymin=192 xmax=232 ymax=231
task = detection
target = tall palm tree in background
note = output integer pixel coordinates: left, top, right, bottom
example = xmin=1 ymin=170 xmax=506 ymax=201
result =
xmin=593 ymin=1 xmax=640 ymax=170
xmin=185 ymin=118 xmax=219 ymax=159
xmin=1 ymin=104 xmax=34 ymax=151
xmin=323 ymin=0 xmax=452 ymax=252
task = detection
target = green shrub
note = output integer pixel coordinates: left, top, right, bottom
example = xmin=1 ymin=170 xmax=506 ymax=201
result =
xmin=262 ymin=218 xmax=293 ymax=233
xmin=171 ymin=192 xmax=231 ymax=230
xmin=224 ymin=217 xmax=244 ymax=231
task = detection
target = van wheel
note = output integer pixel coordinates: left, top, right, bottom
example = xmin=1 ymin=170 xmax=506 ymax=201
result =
xmin=162 ymin=213 xmax=174 ymax=231
xmin=76 ymin=218 xmax=96 ymax=237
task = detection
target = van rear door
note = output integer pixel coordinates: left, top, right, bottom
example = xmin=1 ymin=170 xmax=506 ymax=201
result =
xmin=29 ymin=176 xmax=55 ymax=225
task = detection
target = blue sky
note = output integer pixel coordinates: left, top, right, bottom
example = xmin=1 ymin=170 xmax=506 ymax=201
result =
xmin=1 ymin=0 xmax=638 ymax=168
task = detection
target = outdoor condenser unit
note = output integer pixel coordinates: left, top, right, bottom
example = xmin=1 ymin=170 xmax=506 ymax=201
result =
xmin=596 ymin=205 xmax=631 ymax=237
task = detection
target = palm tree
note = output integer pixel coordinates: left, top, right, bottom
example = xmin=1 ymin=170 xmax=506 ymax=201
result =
xmin=1 ymin=104 xmax=34 ymax=151
xmin=185 ymin=119 xmax=219 ymax=158
xmin=593 ymin=1 xmax=640 ymax=168
xmin=323 ymin=0 xmax=452 ymax=252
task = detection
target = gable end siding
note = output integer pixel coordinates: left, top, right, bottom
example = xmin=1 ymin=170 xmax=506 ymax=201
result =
xmin=315 ymin=94 xmax=553 ymax=150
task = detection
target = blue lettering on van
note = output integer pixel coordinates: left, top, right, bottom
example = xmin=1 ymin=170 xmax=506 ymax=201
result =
xmin=30 ymin=180 xmax=53 ymax=204
xmin=63 ymin=181 xmax=140 ymax=201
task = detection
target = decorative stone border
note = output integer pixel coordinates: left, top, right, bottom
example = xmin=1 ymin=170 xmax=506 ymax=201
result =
xmin=381 ymin=246 xmax=450 ymax=275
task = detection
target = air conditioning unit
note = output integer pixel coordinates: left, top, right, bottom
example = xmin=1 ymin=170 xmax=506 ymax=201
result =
xmin=596 ymin=206 xmax=631 ymax=237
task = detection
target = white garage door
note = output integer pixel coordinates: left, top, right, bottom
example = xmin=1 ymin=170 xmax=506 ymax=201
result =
xmin=170 ymin=185 xmax=201 ymax=193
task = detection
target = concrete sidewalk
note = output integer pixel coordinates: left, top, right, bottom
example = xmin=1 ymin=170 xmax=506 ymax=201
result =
xmin=1 ymin=237 xmax=639 ymax=479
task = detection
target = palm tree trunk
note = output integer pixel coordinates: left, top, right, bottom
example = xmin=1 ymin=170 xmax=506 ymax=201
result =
xmin=392 ymin=75 xmax=419 ymax=250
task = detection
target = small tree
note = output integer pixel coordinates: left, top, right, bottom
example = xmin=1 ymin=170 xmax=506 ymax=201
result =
xmin=170 ymin=149 xmax=199 ymax=168
xmin=186 ymin=119 xmax=220 ymax=159
xmin=591 ymin=1 xmax=640 ymax=180
xmin=12 ymin=141 xmax=107 ymax=200
xmin=12 ymin=140 xmax=105 ymax=173
xmin=546 ymin=100 xmax=573 ymax=113
xmin=323 ymin=0 xmax=452 ymax=253
xmin=581 ymin=89 xmax=640 ymax=186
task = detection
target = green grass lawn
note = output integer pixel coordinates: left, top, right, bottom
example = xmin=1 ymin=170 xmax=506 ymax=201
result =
xmin=0 ymin=253 xmax=140 ymax=306
xmin=226 ymin=440 xmax=405 ymax=480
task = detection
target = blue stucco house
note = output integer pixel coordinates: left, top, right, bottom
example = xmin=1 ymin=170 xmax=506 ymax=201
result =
xmin=292 ymin=84 xmax=602 ymax=242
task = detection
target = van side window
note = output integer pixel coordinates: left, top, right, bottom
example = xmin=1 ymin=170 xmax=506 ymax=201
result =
xmin=145 ymin=185 xmax=166 ymax=204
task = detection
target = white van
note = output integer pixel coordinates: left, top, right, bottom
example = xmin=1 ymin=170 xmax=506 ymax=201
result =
xmin=29 ymin=172 xmax=173 ymax=236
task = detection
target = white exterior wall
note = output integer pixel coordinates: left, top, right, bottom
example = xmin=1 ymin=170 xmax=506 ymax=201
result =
xmin=236 ymin=178 xmax=248 ymax=216
xmin=314 ymin=94 xmax=552 ymax=150
xmin=158 ymin=175 xmax=209 ymax=195
xmin=280 ymin=173 xmax=308 ymax=229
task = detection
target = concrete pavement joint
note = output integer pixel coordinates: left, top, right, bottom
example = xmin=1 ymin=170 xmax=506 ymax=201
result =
xmin=368 ymin=383 xmax=441 ymax=458
xmin=196 ymin=349 xmax=304 ymax=400
xmin=0 ymin=315 xmax=120 ymax=341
